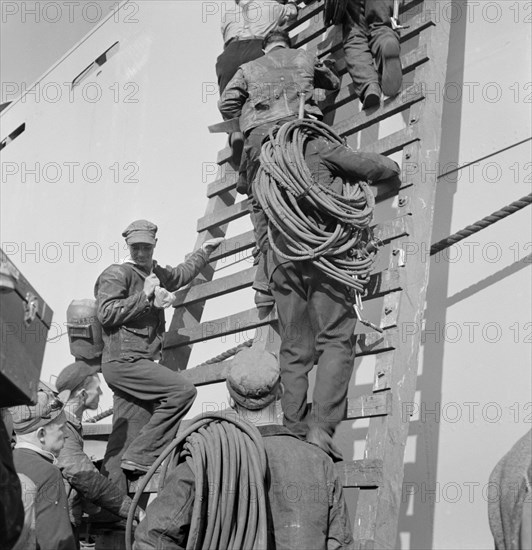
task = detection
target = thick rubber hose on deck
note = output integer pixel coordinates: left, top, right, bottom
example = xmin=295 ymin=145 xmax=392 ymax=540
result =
xmin=125 ymin=411 xmax=268 ymax=550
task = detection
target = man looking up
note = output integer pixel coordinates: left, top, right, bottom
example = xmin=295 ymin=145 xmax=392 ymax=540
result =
xmin=94 ymin=220 xmax=223 ymax=476
xmin=10 ymin=388 xmax=76 ymax=550
xmin=55 ymin=361 xmax=140 ymax=539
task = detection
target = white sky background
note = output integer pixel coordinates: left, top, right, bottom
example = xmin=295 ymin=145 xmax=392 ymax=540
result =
xmin=1 ymin=0 xmax=234 ymax=415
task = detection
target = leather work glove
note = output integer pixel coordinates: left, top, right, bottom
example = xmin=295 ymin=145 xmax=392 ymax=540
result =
xmin=202 ymin=237 xmax=225 ymax=255
xmin=143 ymin=273 xmax=160 ymax=298
xmin=154 ymin=286 xmax=177 ymax=309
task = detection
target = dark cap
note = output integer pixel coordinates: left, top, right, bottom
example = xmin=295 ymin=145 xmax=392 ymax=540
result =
xmin=56 ymin=361 xmax=101 ymax=396
xmin=122 ymin=219 xmax=158 ymax=245
xmin=226 ymin=349 xmax=280 ymax=410
xmin=9 ymin=388 xmax=65 ymax=435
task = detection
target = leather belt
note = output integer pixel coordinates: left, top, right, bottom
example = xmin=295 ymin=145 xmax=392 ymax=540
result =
xmin=225 ymin=35 xmax=263 ymax=47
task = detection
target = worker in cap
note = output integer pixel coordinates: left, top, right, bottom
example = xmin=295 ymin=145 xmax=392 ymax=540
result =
xmin=94 ymin=220 xmax=224 ymax=480
xmin=54 ymin=361 xmax=141 ymax=539
xmin=10 ymin=387 xmax=77 ymax=550
xmin=134 ymin=348 xmax=354 ymax=550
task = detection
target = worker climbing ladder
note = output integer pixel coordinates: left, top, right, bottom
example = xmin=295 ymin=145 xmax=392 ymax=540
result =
xmin=158 ymin=0 xmax=453 ymax=548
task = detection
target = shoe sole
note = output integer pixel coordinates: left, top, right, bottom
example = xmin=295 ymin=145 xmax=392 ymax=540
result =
xmin=362 ymin=92 xmax=380 ymax=110
xmin=121 ymin=461 xmax=150 ymax=475
xmin=381 ymin=40 xmax=402 ymax=97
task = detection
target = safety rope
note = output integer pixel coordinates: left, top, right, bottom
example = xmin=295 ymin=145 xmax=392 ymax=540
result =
xmin=85 ymin=407 xmax=113 ymax=423
xmin=255 ymin=118 xmax=378 ymax=296
xmin=125 ymin=411 xmax=268 ymax=550
xmin=430 ymin=193 xmax=532 ymax=256
xmin=197 ymin=339 xmax=254 ymax=366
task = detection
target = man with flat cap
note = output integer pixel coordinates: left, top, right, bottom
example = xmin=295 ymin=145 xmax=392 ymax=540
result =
xmin=55 ymin=361 xmax=141 ymax=540
xmin=10 ymin=386 xmax=77 ymax=550
xmin=94 ymin=220 xmax=223 ymax=476
xmin=134 ymin=348 xmax=354 ymax=550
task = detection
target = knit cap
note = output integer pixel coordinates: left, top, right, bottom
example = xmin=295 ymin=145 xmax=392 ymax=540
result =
xmin=226 ymin=349 xmax=280 ymax=410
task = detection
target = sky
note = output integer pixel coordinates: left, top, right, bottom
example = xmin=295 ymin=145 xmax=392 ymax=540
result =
xmin=1 ymin=0 xmax=233 ymax=415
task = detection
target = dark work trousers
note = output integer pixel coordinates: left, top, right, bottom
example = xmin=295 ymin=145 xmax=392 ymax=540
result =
xmin=269 ymin=256 xmax=357 ymax=438
xmin=101 ymin=359 xmax=197 ymax=468
xmin=343 ymin=0 xmax=398 ymax=99
xmin=215 ymin=38 xmax=263 ymax=93
xmin=100 ymin=390 xmax=153 ymax=494
xmin=239 ymin=116 xmax=297 ymax=293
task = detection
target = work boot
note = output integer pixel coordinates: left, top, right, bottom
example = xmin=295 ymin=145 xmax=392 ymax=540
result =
xmin=254 ymin=289 xmax=275 ymax=309
xmin=306 ymin=426 xmax=344 ymax=462
xmin=362 ymin=83 xmax=381 ymax=110
xmin=121 ymin=459 xmax=152 ymax=476
xmin=229 ymin=131 xmax=244 ymax=165
xmin=379 ymin=34 xmax=402 ymax=97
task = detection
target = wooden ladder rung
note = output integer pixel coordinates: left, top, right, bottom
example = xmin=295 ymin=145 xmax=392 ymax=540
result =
xmin=347 ymin=391 xmax=392 ymax=420
xmin=207 ymin=214 xmax=410 ymax=264
xmin=128 ymin=454 xmax=384 ymax=495
xmin=336 ymin=458 xmax=383 ymax=488
xmin=82 ymin=423 xmax=112 ymax=437
xmin=335 ymin=83 xmax=424 ymax=138
xmin=174 ymin=264 xmax=404 ymax=310
xmin=197 ymin=199 xmax=250 ymax=232
xmin=166 ymin=307 xmax=275 ymax=349
xmin=175 ymin=267 xmax=255 ymax=306
xmin=207 ymin=171 xmax=238 ymax=198
xmin=217 ymin=145 xmax=234 ymax=166
xmin=363 ymin=127 xmax=420 ymax=156
xmin=208 ymin=230 xmax=255 ymax=262
xmin=175 ymin=330 xmax=398 ymax=386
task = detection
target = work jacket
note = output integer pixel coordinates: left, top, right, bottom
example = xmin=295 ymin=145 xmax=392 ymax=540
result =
xmin=57 ymin=411 xmax=133 ymax=526
xmin=12 ymin=445 xmax=76 ymax=550
xmin=219 ymin=46 xmax=340 ymax=135
xmin=94 ymin=250 xmax=208 ymax=363
xmin=133 ymin=424 xmax=354 ymax=550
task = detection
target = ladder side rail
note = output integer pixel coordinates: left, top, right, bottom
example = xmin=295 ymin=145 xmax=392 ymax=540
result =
xmin=352 ymin=5 xmax=453 ymax=547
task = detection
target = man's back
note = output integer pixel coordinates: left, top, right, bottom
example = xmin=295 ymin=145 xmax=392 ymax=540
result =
xmin=261 ymin=425 xmax=354 ymax=549
xmin=134 ymin=423 xmax=354 ymax=550
xmin=13 ymin=447 xmax=76 ymax=550
xmin=219 ymin=46 xmax=339 ymax=135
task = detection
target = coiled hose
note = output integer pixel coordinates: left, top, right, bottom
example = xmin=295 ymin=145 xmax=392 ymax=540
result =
xmin=125 ymin=411 xmax=268 ymax=550
xmin=254 ymin=118 xmax=378 ymax=295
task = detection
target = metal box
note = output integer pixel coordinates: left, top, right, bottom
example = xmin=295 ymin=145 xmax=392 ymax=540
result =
xmin=0 ymin=248 xmax=53 ymax=406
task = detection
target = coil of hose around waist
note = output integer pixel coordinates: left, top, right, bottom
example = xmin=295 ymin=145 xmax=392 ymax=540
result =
xmin=254 ymin=118 xmax=378 ymax=295
xmin=126 ymin=411 xmax=268 ymax=550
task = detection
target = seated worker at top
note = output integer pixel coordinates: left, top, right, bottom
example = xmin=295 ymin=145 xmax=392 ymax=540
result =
xmin=94 ymin=219 xmax=223 ymax=476
xmin=217 ymin=0 xmax=299 ymax=94
xmin=218 ymin=29 xmax=340 ymax=308
xmin=324 ymin=0 xmax=402 ymax=109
